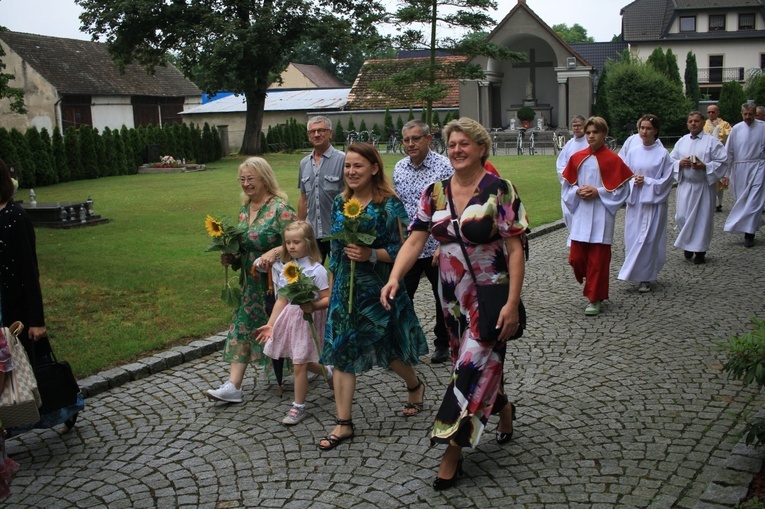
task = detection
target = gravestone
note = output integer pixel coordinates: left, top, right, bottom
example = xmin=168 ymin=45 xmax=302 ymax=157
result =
xmin=20 ymin=192 xmax=109 ymax=229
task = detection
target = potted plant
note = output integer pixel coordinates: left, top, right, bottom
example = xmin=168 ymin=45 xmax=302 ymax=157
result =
xmin=517 ymin=106 xmax=535 ymax=128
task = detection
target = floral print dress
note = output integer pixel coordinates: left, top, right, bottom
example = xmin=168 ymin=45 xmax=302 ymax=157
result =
xmin=320 ymin=195 xmax=428 ymax=374
xmin=410 ymin=173 xmax=529 ymax=448
xmin=222 ymin=196 xmax=296 ymax=366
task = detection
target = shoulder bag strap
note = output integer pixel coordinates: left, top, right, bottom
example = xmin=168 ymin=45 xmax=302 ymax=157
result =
xmin=443 ymin=179 xmax=479 ymax=286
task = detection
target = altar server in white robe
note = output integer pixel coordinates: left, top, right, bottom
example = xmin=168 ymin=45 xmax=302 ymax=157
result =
xmin=618 ymin=115 xmax=674 ymax=292
xmin=723 ymin=102 xmax=765 ymax=248
xmin=669 ymin=111 xmax=728 ymax=265
xmin=556 ymin=115 xmax=588 ymax=232
xmin=562 ymin=116 xmax=633 ymax=317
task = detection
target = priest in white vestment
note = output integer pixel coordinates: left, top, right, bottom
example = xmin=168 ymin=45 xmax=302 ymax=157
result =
xmin=617 ymin=115 xmax=674 ymax=291
xmin=669 ymin=112 xmax=728 ymax=264
xmin=723 ymin=103 xmax=765 ymax=247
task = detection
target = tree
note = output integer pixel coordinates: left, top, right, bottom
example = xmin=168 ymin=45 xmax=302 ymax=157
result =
xmin=685 ymin=51 xmax=701 ymax=109
xmin=383 ymin=107 xmax=394 ymax=136
xmin=665 ymin=49 xmax=682 ymax=88
xmin=602 ymin=58 xmax=690 ymax=140
xmin=718 ymin=80 xmax=747 ymax=124
xmin=289 ymin=34 xmax=395 ymax=86
xmin=745 ymin=72 xmax=765 ymax=107
xmin=552 ymin=23 xmax=595 ymax=43
xmin=0 ymin=26 xmax=25 ymax=114
xmin=76 ymin=0 xmax=385 ymax=155
xmin=375 ymin=3 xmax=522 ymax=125
xmin=51 ymin=127 xmax=70 ymax=183
xmin=646 ymin=47 xmax=668 ymax=78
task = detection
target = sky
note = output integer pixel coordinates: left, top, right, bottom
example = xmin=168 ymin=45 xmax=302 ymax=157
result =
xmin=0 ymin=0 xmax=629 ymax=43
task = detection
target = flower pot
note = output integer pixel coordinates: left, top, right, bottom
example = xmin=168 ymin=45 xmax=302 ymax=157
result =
xmin=521 ymin=120 xmax=531 ymax=129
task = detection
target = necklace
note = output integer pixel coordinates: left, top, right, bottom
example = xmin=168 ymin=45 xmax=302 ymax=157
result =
xmin=249 ymin=195 xmax=269 ymax=211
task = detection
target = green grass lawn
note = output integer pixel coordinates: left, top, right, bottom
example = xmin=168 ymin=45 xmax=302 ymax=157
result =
xmin=26 ymin=152 xmax=560 ymax=378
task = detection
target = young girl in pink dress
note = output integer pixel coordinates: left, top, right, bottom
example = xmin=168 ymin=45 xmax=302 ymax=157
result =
xmin=257 ymin=221 xmax=332 ymax=426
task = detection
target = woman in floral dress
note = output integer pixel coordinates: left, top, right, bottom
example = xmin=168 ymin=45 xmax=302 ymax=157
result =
xmin=317 ymin=143 xmax=428 ymax=451
xmin=206 ymin=157 xmax=297 ymax=403
xmin=382 ymin=118 xmax=529 ymax=490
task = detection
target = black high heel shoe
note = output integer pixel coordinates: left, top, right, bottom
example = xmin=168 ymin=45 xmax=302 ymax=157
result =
xmin=496 ymin=402 xmax=516 ymax=444
xmin=433 ymin=456 xmax=464 ymax=491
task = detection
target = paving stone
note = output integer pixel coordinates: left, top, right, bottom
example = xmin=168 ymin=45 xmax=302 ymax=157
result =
xmin=4 ymin=189 xmax=765 ymax=508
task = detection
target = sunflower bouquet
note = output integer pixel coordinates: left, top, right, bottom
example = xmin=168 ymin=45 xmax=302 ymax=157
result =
xmin=277 ymin=262 xmax=329 ymax=382
xmin=323 ymin=197 xmax=376 ymax=313
xmin=205 ymin=215 xmax=246 ymax=307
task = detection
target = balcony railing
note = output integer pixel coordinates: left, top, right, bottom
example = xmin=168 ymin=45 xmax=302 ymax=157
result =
xmin=698 ymin=67 xmax=745 ymax=84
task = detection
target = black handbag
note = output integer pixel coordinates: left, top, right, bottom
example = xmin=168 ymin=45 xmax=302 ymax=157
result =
xmin=31 ymin=337 xmax=80 ymax=415
xmin=444 ymin=178 xmax=526 ymax=342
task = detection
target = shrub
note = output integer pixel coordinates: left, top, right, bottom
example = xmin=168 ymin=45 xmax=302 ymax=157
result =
xmin=384 ymin=107 xmax=394 ymax=135
xmin=51 ymin=127 xmax=69 ymax=183
xmin=517 ymin=106 xmax=535 ymax=121
xmin=64 ymin=126 xmax=82 ymax=180
xmin=719 ymin=319 xmax=765 ymax=446
xmin=685 ymin=51 xmax=701 ymax=109
xmin=11 ymin=128 xmax=35 ymax=188
xmin=719 ymin=81 xmax=748 ymax=124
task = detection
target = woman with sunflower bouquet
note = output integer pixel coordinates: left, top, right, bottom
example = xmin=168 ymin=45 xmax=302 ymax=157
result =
xmin=206 ymin=157 xmax=297 ymax=404
xmin=318 ymin=143 xmax=428 ymax=451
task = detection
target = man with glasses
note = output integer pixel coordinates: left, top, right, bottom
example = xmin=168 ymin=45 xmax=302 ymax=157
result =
xmin=704 ymin=104 xmax=732 ymax=212
xmin=298 ymin=116 xmax=345 ymax=261
xmin=392 ymin=120 xmax=453 ymax=364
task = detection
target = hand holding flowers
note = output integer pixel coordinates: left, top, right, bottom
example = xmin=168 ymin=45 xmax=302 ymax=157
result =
xmin=205 ymin=215 xmax=246 ymax=307
xmin=323 ymin=197 xmax=377 ymax=313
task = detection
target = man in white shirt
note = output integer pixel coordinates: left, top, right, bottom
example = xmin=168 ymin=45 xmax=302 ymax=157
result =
xmin=556 ymin=115 xmax=587 ymax=231
xmin=392 ymin=120 xmax=454 ymax=363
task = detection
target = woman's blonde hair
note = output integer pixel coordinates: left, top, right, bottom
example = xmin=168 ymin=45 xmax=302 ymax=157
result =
xmin=238 ymin=157 xmax=288 ymax=205
xmin=341 ymin=143 xmax=396 ymax=203
xmin=280 ymin=221 xmax=322 ymax=264
xmin=444 ymin=117 xmax=491 ymax=166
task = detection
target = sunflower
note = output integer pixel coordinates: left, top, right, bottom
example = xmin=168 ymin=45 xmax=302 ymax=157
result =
xmin=343 ymin=197 xmax=363 ymax=219
xmin=283 ymin=262 xmax=300 ymax=284
xmin=205 ymin=215 xmax=224 ymax=237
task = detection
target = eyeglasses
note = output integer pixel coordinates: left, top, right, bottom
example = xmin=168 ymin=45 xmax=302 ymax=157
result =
xmin=238 ymin=177 xmax=257 ymax=184
xmin=308 ymin=128 xmax=330 ymax=135
xmin=403 ymin=135 xmax=425 ymax=144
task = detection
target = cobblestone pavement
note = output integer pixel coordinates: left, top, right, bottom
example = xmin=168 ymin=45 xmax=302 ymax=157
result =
xmin=6 ymin=190 xmax=765 ymax=509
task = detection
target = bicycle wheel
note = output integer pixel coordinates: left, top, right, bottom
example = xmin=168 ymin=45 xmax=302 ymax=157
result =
xmin=605 ymin=136 xmax=617 ymax=151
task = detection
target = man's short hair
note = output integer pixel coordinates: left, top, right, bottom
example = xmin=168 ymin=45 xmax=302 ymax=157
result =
xmin=742 ymin=101 xmax=756 ymax=112
xmin=584 ymin=116 xmax=609 ymax=134
xmin=307 ymin=115 xmax=332 ymax=130
xmin=688 ymin=111 xmax=704 ymax=121
xmin=402 ymin=120 xmax=430 ymax=136
xmin=756 ymin=106 xmax=765 ymax=116
xmin=570 ymin=115 xmax=586 ymax=125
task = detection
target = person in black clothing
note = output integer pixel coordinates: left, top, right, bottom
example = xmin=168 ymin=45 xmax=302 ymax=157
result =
xmin=0 ymin=159 xmax=47 ymax=357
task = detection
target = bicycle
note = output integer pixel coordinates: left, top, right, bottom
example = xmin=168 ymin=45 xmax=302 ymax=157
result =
xmin=516 ymin=128 xmax=526 ymax=155
xmin=490 ymin=128 xmax=502 ymax=156
xmin=344 ymin=130 xmax=359 ymax=151
xmin=528 ymin=128 xmax=537 ymax=156
xmin=552 ymin=129 xmax=567 ymax=155
xmin=430 ymin=129 xmax=446 ymax=154
xmin=605 ymin=136 xmax=617 ymax=151
xmin=386 ymin=132 xmax=402 ymax=154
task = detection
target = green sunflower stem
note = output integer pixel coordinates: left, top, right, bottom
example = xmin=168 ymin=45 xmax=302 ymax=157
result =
xmin=349 ymin=259 xmax=355 ymax=314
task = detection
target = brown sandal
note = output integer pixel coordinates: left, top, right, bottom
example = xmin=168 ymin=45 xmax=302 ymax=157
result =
xmin=403 ymin=379 xmax=425 ymax=417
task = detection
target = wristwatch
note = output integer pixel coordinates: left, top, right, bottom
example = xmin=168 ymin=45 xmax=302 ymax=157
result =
xmin=369 ymin=248 xmax=378 ymax=264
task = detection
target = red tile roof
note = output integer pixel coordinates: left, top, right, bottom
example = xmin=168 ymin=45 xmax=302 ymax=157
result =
xmin=346 ymin=55 xmax=466 ymax=111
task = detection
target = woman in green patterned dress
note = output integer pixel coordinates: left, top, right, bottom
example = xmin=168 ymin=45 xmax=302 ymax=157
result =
xmin=317 ymin=143 xmax=428 ymax=450
xmin=206 ymin=157 xmax=297 ymax=403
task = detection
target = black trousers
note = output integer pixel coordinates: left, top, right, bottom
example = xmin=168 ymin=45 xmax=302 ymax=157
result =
xmin=403 ymin=256 xmax=449 ymax=351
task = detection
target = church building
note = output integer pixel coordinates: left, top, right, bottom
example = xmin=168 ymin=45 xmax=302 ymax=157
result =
xmin=459 ymin=0 xmax=595 ymax=130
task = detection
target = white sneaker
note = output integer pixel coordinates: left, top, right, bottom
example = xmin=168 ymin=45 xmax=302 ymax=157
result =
xmin=282 ymin=404 xmax=307 ymax=426
xmin=584 ymin=301 xmax=601 ymax=316
xmin=206 ymin=380 xmax=243 ymax=403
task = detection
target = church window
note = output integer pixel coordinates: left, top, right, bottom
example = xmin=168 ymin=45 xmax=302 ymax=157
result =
xmin=739 ymin=13 xmax=755 ymax=30
xmin=680 ymin=16 xmax=696 ymax=32
xmin=709 ymin=14 xmax=725 ymax=31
